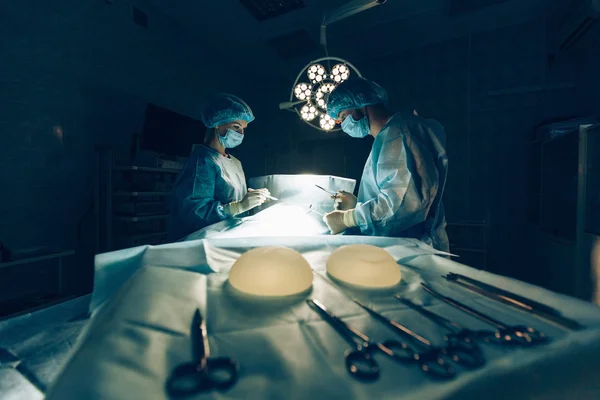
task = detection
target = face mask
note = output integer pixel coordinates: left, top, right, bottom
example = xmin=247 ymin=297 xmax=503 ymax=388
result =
xmin=341 ymin=114 xmax=370 ymax=138
xmin=218 ymin=128 xmax=244 ymax=149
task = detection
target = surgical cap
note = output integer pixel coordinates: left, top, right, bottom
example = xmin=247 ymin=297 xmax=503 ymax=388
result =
xmin=326 ymin=77 xmax=389 ymax=119
xmin=201 ymin=93 xmax=255 ymax=128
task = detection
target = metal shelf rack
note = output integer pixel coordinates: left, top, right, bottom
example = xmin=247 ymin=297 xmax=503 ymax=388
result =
xmin=96 ymin=149 xmax=180 ymax=253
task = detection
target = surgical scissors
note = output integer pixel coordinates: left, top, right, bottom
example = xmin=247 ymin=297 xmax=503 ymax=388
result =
xmin=352 ymin=300 xmax=458 ymax=375
xmin=166 ymin=309 xmax=238 ymax=396
xmin=308 ymin=299 xmax=396 ymax=381
xmin=395 ymin=296 xmax=486 ymax=368
xmin=422 ymin=284 xmax=548 ymax=346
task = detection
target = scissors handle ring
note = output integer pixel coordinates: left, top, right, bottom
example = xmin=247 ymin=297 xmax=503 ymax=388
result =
xmin=206 ymin=357 xmax=239 ymax=390
xmin=518 ymin=326 xmax=548 ymax=344
xmin=167 ymin=363 xmax=208 ymax=397
xmin=345 ymin=349 xmax=380 ymax=381
xmin=486 ymin=326 xmax=547 ymax=346
xmin=413 ymin=349 xmax=456 ymax=379
xmin=380 ymin=340 xmax=419 ymax=363
xmin=166 ymin=358 xmax=238 ymax=396
xmin=442 ymin=336 xmax=486 ymax=368
xmin=381 ymin=340 xmax=455 ymax=379
xmin=444 ymin=331 xmax=483 ymax=353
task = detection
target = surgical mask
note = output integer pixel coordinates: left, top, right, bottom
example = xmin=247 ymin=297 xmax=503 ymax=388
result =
xmin=341 ymin=114 xmax=370 ymax=138
xmin=218 ymin=129 xmax=244 ymax=149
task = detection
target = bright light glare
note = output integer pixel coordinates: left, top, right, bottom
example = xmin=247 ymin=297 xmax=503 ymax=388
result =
xmin=320 ymin=83 xmax=335 ymax=93
xmin=294 ymin=83 xmax=312 ymax=101
xmin=316 ymin=83 xmax=336 ymax=111
xmin=301 ymin=104 xmax=317 ymax=121
xmin=308 ymin=63 xmax=326 ymax=83
xmin=249 ymin=204 xmax=326 ymax=236
xmin=320 ymin=114 xmax=336 ymax=131
xmin=331 ymin=64 xmax=350 ymax=82
xmin=293 ymin=59 xmax=359 ymax=131
xmin=216 ymin=204 xmax=327 ymax=238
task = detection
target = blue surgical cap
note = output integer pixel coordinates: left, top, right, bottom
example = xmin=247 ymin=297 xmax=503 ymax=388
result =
xmin=327 ymin=77 xmax=389 ymax=119
xmin=201 ymin=93 xmax=255 ymax=128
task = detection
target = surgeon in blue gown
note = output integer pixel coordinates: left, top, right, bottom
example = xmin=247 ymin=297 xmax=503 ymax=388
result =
xmin=169 ymin=94 xmax=270 ymax=241
xmin=323 ymin=78 xmax=450 ymax=252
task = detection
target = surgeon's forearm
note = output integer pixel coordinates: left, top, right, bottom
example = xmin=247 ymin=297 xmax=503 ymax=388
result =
xmin=222 ymin=201 xmax=243 ymax=217
xmin=356 ymin=193 xmax=430 ymax=229
xmin=354 ymin=195 xmax=396 ymax=226
xmin=191 ymin=200 xmax=229 ymax=224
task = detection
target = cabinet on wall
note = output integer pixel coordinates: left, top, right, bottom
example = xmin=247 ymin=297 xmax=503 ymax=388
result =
xmin=528 ymin=123 xmax=600 ymax=300
xmin=96 ymin=149 xmax=182 ymax=253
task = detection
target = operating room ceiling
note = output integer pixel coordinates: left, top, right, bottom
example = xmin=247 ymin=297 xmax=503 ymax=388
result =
xmin=150 ymin=0 xmax=575 ymax=81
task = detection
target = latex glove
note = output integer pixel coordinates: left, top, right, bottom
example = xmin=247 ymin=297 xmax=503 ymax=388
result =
xmin=323 ymin=209 xmax=358 ymax=235
xmin=248 ymin=188 xmax=272 ymax=201
xmin=332 ymin=190 xmax=357 ymax=211
xmin=224 ymin=189 xmax=269 ymax=217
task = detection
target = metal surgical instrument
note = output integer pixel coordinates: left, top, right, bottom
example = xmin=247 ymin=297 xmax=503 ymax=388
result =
xmin=422 ymin=284 xmax=548 ymax=346
xmin=166 ymin=309 xmax=238 ymax=396
xmin=352 ymin=299 xmax=456 ymax=378
xmin=443 ymin=273 xmax=584 ymax=331
xmin=395 ymin=296 xmax=486 ymax=368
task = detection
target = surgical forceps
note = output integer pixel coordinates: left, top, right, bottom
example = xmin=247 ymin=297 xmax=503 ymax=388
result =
xmin=444 ymin=273 xmax=584 ymax=330
xmin=166 ymin=309 xmax=238 ymax=396
xmin=353 ymin=299 xmax=462 ymax=373
xmin=422 ymin=284 xmax=548 ymax=346
xmin=315 ymin=184 xmax=338 ymax=198
xmin=395 ymin=296 xmax=486 ymax=368
xmin=310 ymin=299 xmax=457 ymax=380
xmin=308 ymin=299 xmax=456 ymax=380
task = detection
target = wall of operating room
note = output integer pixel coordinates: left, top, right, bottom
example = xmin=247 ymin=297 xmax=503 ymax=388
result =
xmin=1 ymin=1 xmax=599 ymax=302
xmin=262 ymin=20 xmax=599 ymax=285
xmin=0 ymin=0 xmax=282 ymax=299
xmin=353 ymin=21 xmax=576 ymax=280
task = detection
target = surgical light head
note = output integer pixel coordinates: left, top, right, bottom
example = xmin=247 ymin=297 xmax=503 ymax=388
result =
xmin=201 ymin=93 xmax=255 ymax=128
xmin=326 ymin=77 xmax=388 ymax=119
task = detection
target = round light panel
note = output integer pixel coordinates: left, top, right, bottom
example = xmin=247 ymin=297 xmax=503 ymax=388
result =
xmin=288 ymin=57 xmax=362 ymax=132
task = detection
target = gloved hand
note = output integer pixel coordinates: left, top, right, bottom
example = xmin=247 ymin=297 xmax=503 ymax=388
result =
xmin=333 ymin=190 xmax=357 ymax=211
xmin=224 ymin=188 xmax=270 ymax=217
xmin=323 ymin=209 xmax=358 ymax=235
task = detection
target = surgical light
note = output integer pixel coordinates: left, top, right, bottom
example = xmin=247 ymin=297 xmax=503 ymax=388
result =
xmin=301 ymin=104 xmax=318 ymax=121
xmin=280 ymin=57 xmax=362 ymax=132
xmin=319 ymin=114 xmax=336 ymax=131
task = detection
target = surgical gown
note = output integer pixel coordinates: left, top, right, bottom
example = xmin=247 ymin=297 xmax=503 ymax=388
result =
xmin=170 ymin=145 xmax=247 ymax=241
xmin=354 ymin=114 xmax=449 ymax=252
